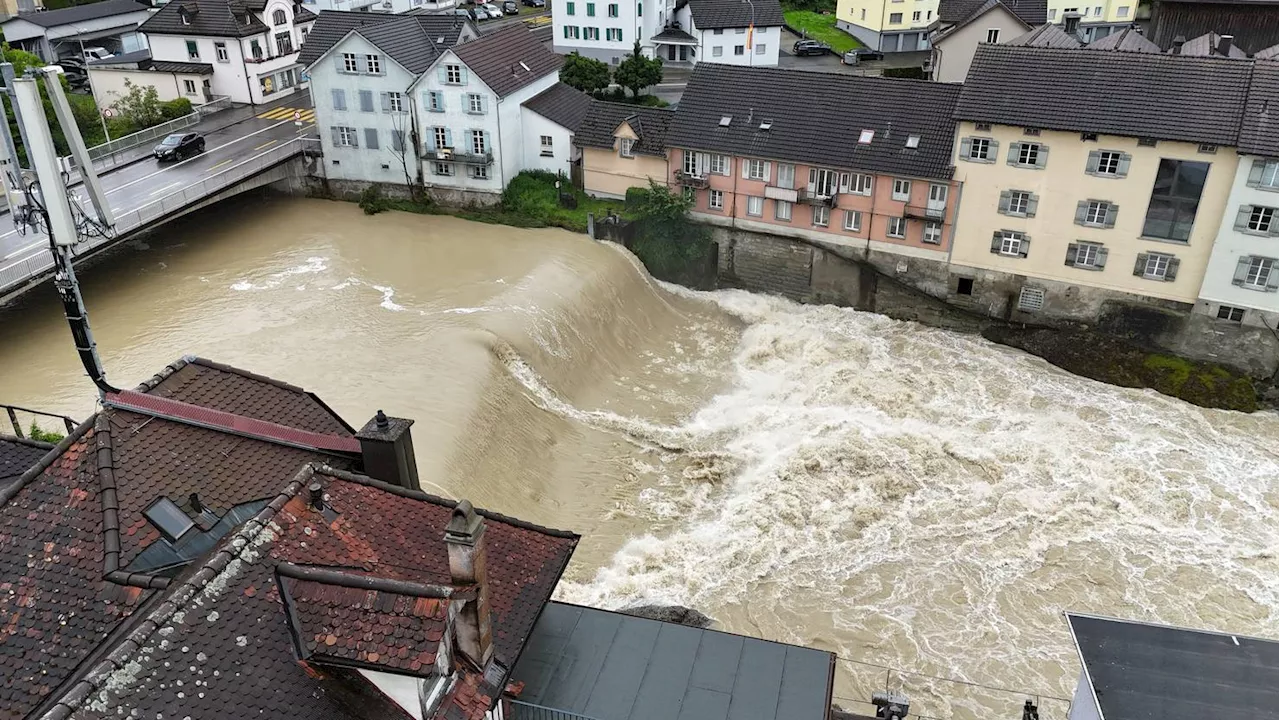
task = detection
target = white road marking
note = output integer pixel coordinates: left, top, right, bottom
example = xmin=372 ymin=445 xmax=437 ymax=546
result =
xmin=2 ymin=239 xmax=41 ymax=259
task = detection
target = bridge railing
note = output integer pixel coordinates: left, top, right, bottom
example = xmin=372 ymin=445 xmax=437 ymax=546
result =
xmin=0 ymin=137 xmax=307 ymax=297
xmin=85 ymin=96 xmax=233 ymax=164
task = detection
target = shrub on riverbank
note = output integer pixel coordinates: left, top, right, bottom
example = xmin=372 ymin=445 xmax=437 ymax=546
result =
xmin=624 ymin=182 xmax=718 ymax=289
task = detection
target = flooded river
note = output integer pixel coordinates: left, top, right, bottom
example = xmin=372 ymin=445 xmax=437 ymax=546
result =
xmin=0 ymin=196 xmax=1275 ymax=717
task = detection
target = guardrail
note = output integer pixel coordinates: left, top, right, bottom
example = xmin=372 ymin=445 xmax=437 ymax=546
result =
xmin=0 ymin=137 xmax=307 ymax=297
xmin=85 ymin=96 xmax=232 ymax=163
xmin=2 ymin=403 xmax=76 ymax=437
xmin=508 ymin=701 xmax=599 ymax=720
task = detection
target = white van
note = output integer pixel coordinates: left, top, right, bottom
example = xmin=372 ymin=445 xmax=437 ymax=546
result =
xmin=82 ymin=46 xmax=113 ymax=62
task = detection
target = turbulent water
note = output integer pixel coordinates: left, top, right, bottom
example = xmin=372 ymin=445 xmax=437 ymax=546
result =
xmin=0 ymin=196 xmax=1275 ymax=718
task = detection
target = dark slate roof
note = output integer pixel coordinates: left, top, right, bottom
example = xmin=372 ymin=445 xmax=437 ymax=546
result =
xmin=936 ymin=0 xmax=1045 ymax=32
xmin=146 ymin=59 xmax=216 ymax=73
xmin=955 ymin=44 xmax=1253 ymax=145
xmin=47 ymin=465 xmax=578 ymax=720
xmin=1255 ymin=44 xmax=1279 ymax=59
xmin=356 ymin=16 xmax=447 ymax=74
xmin=576 ymin=101 xmax=674 ymax=156
xmin=1239 ymin=60 xmax=1279 ymax=157
xmin=1067 ymin=613 xmax=1279 ymax=720
xmin=140 ymin=0 xmax=271 ymax=38
xmin=86 ymin=48 xmax=151 ymax=66
xmin=669 ymin=63 xmax=963 ymax=179
xmin=652 ymin=25 xmax=698 ymax=42
xmin=1085 ymin=26 xmax=1162 ymax=52
xmin=1176 ymin=30 xmax=1248 ymax=57
xmin=8 ymin=0 xmax=148 ymax=28
xmin=0 ymin=434 xmax=50 ymax=491
xmin=299 ymin=10 xmax=469 ymax=68
xmin=686 ymin=0 xmax=784 ymax=29
xmin=452 ymin=24 xmax=562 ymax=97
xmin=1005 ymin=22 xmax=1083 ymax=47
xmin=0 ymin=357 xmax=356 ymax=720
xmin=512 ymin=602 xmax=835 ymax=720
xmin=522 ymin=82 xmax=593 ymax=131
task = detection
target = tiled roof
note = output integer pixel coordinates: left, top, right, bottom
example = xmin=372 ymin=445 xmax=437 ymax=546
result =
xmin=0 ymin=357 xmax=357 ymax=720
xmin=299 ymin=10 xmax=469 ymax=68
xmin=452 ymin=24 xmax=563 ymax=98
xmin=0 ymin=434 xmax=50 ymax=490
xmin=936 ymin=0 xmax=1045 ymax=33
xmin=1255 ymin=44 xmax=1279 ymax=59
xmin=686 ymin=0 xmax=784 ymax=29
xmin=522 ymin=82 xmax=593 ymax=131
xmin=576 ymin=101 xmax=674 ymax=156
xmin=1085 ymin=26 xmax=1162 ymax=52
xmin=1005 ymin=22 xmax=1083 ymax=48
xmin=5 ymin=0 xmax=147 ymax=28
xmin=45 ymin=465 xmax=578 ymax=720
xmin=955 ymin=44 xmax=1253 ymax=145
xmin=652 ymin=26 xmax=698 ymax=42
xmin=139 ymin=0 xmax=271 ymax=38
xmin=1175 ymin=31 xmax=1248 ymax=58
xmin=1239 ymin=60 xmax=1279 ymax=157
xmin=669 ymin=63 xmax=963 ymax=179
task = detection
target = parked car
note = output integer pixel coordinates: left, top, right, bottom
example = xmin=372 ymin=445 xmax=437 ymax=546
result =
xmin=481 ymin=2 xmax=503 ymax=18
xmin=522 ymin=0 xmax=545 ymax=6
xmin=467 ymin=6 xmax=487 ymax=19
xmin=81 ymin=46 xmax=113 ymax=62
xmin=792 ymin=39 xmax=830 ymax=56
xmin=153 ymin=132 xmax=205 ymax=162
xmin=502 ymin=0 xmax=519 ymax=13
xmin=842 ymin=47 xmax=884 ymax=64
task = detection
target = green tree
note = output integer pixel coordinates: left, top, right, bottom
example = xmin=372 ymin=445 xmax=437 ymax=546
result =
xmin=1 ymin=44 xmax=107 ymax=159
xmin=613 ymin=41 xmax=663 ymax=98
xmin=559 ymin=52 xmax=611 ymax=94
xmin=113 ymin=79 xmax=162 ymax=129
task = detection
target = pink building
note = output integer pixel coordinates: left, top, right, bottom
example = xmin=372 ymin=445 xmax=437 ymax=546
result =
xmin=664 ymin=64 xmax=964 ymax=261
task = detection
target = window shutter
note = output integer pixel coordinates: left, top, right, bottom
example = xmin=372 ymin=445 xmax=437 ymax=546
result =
xmin=335 ymin=56 xmax=344 ymax=73
xmin=350 ymin=129 xmax=359 ymax=148
xmin=444 ymin=128 xmax=452 ymax=148
xmin=1116 ymin=153 xmax=1132 ymax=177
xmin=1096 ymin=246 xmax=1108 ymax=268
xmin=1165 ymin=257 xmax=1179 ymax=281
xmin=331 ymin=89 xmax=345 ymax=110
xmin=1026 ymin=194 xmax=1039 ymax=218
xmin=1232 ymin=256 xmax=1250 ymax=286
xmin=960 ymin=138 xmax=971 ymax=160
xmin=998 ymin=190 xmax=1012 ymax=213
xmin=426 ymin=129 xmax=436 ymax=151
xmin=422 ymin=91 xmax=431 ymax=108
xmin=1065 ymin=242 xmax=1079 ymax=266
xmin=1133 ymin=253 xmax=1147 ymax=276
xmin=990 ymin=231 xmax=1002 ymax=253
xmin=1086 ymin=150 xmax=1101 ymax=174
xmin=1035 ymin=144 xmax=1048 ymax=169
xmin=364 ymin=128 xmax=379 ymax=149
xmin=1269 ymin=267 xmax=1280 ymax=290
xmin=480 ymin=95 xmax=488 ymax=113
xmin=330 ymin=126 xmax=340 ymax=145
xmin=1018 ymin=235 xmax=1029 ymax=257
xmin=1007 ymin=142 xmax=1021 ymax=165
xmin=483 ymin=130 xmax=490 ymax=153
xmin=743 ymin=160 xmax=751 ymax=179
xmin=460 ymin=67 xmax=469 ymax=84
xmin=436 ymin=92 xmax=445 ymax=111
xmin=1248 ymin=158 xmax=1265 ymax=187
xmin=1074 ymin=201 xmax=1088 ymax=225
xmin=380 ymin=92 xmax=391 ymax=112
xmin=763 ymin=162 xmax=771 ymax=182
xmin=1234 ymin=205 xmax=1252 ymax=231
xmin=1272 ymin=219 xmax=1280 ymax=238
xmin=987 ymin=140 xmax=999 ymax=163
xmin=437 ymin=66 xmax=447 ymax=83
xmin=839 ymin=173 xmax=849 ymax=192
xmin=1104 ymin=203 xmax=1118 ymax=228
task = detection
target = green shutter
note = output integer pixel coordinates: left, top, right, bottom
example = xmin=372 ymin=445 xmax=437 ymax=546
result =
xmin=1034 ymin=144 xmax=1048 ymax=169
xmin=998 ymin=189 xmax=1012 ymax=213
xmin=959 ymin=137 xmax=971 ymax=160
xmin=1007 ymin=142 xmax=1021 ymax=166
xmin=990 ymin=231 xmax=1002 ymax=253
xmin=1096 ymin=246 xmax=1109 ymax=269
xmin=1248 ymin=158 xmax=1265 ymax=187
xmin=1165 ymin=257 xmax=1179 ymax=281
xmin=1116 ymin=153 xmax=1132 ymax=177
xmin=438 ymin=65 xmax=448 ymax=83
xmin=986 ymin=140 xmax=999 ymax=163
xmin=1018 ymin=235 xmax=1029 ymax=258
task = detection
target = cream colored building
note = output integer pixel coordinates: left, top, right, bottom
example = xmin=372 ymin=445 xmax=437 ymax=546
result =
xmin=575 ymin=102 xmax=672 ymax=199
xmin=836 ymin=0 xmax=938 ymax=53
xmin=1045 ymin=0 xmax=1137 ymax=39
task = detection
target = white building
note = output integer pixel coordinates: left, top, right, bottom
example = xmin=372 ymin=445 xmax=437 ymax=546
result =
xmin=1195 ymin=60 xmax=1279 ymax=329
xmin=88 ymin=50 xmax=216 ymax=105
xmin=298 ymin=0 xmax=456 ymax=17
xmin=554 ymin=0 xmax=782 ymax=66
xmin=139 ymin=0 xmax=317 ymax=105
xmin=1 ymin=0 xmax=152 ymax=62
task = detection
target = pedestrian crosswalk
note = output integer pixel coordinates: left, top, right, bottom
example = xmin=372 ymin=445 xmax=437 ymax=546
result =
xmin=257 ymin=107 xmax=316 ymax=122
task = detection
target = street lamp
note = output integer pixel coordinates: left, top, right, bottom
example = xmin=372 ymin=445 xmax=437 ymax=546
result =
xmin=742 ymin=0 xmax=755 ymax=67
xmin=74 ymin=27 xmax=110 ymax=142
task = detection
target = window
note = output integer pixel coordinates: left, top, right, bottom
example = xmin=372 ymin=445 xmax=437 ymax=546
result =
xmin=183 ymin=79 xmax=196 ymax=94
xmin=1093 ymin=6 xmax=1101 ymax=15
xmin=746 ymin=159 xmax=767 ymax=180
xmin=366 ymin=54 xmax=381 ymax=74
xmin=434 ymin=127 xmax=449 ymax=149
xmin=1023 ymin=128 xmax=1040 ymax=136
xmin=540 ymin=135 xmax=553 ymax=157
xmin=956 ymin=277 xmax=974 ymax=295
xmin=1081 ymin=132 xmax=1097 ymax=141
xmin=850 ymin=174 xmax=872 ymax=195
xmin=985 ymin=28 xmax=1000 ymax=43
xmin=992 ymin=230 xmax=1028 ymax=257
xmin=1117 ymin=5 xmax=1129 ymax=16
xmin=446 ymin=64 xmax=462 ymax=84
xmin=1142 ymin=159 xmax=1209 ymax=241
xmin=215 ymin=42 xmax=229 ymax=62
xmin=1087 ymin=150 xmax=1129 ymax=177
xmin=272 ymin=8 xmax=287 ymax=24
xmin=467 ymin=93 xmax=484 ymax=114
xmin=343 ymin=53 xmax=359 ymax=73
xmin=756 ymin=43 xmax=766 ymax=54
xmin=906 ymin=135 xmax=920 ymax=148
xmin=564 ymin=25 xmax=580 ymax=39
xmin=682 ymin=187 xmax=696 ymax=202
xmin=775 ymin=199 xmax=792 ymax=221
xmin=714 ymin=28 xmax=723 ymax=34
xmin=1076 ymin=199 xmax=1117 ymax=227
xmin=887 ymin=217 xmax=906 ymax=238
xmin=566 ymin=1 xmax=574 ymax=12
xmin=843 ymin=210 xmax=862 ymax=232
xmin=470 ymin=130 xmax=487 ymax=155
xmin=858 ymin=129 xmax=875 ymax=144
xmin=1067 ymin=241 xmax=1106 ymax=269
xmin=434 ymin=162 xmax=453 ymax=176
xmin=1217 ymin=305 xmax=1245 ymax=321
xmin=470 ymin=165 xmax=489 ymax=180
xmin=300 ymin=26 xmax=308 ymax=42
xmin=385 ymin=92 xmax=404 ymax=113
xmin=929 ymin=183 xmax=948 ymax=206
xmin=587 ymin=2 xmax=595 ymax=15
xmin=962 ymin=137 xmax=995 ymax=162
xmin=812 ymin=205 xmax=830 ymax=227
xmin=1010 ymin=141 xmax=1045 ymax=168
xmin=1236 ymin=205 xmax=1278 ymax=235
xmin=776 ymin=163 xmax=795 ymax=188
xmin=713 ymin=46 xmax=723 ymax=57
xmin=619 ymin=138 xmax=635 ymax=157
xmin=710 ymin=154 xmax=728 ymax=175
xmin=1135 ymin=252 xmax=1177 ymax=281
xmin=186 ymin=40 xmax=199 ymax=60
xmin=889 ymin=12 xmax=902 ymax=22
xmin=682 ymin=149 xmax=700 ymax=175
xmin=331 ymin=88 xmax=347 ymax=111
xmin=145 ymin=497 xmax=194 ymax=541
xmin=607 ymin=28 xmax=623 ymax=41
xmin=892 ymin=179 xmax=911 ymax=201
xmin=736 ymin=27 xmax=745 ymax=33
xmin=274 ymin=31 xmax=292 ymax=55
xmin=1197 ymin=143 xmax=1217 ymax=155
xmin=861 ymin=8 xmax=866 ymax=19
xmin=1248 ymin=158 xmax=1279 ymax=190
xmin=426 ymin=91 xmax=444 ymax=112
xmin=923 ymin=222 xmax=942 ymax=244
xmin=584 ymin=27 xmax=599 ymax=40
xmin=1000 ymin=189 xmax=1035 ymax=216
xmin=335 ymin=126 xmax=358 ymax=147
xmin=1242 ymin=257 xmax=1276 ymax=289
xmin=608 ymin=2 xmax=618 ymax=14
xmin=709 ymin=189 xmax=724 ymax=210
xmin=809 ymin=168 xmax=836 ymax=196
xmin=364 ymin=128 xmax=379 ymax=150
xmin=1048 ymin=8 xmax=1057 ymax=19
xmin=747 ymin=196 xmax=764 ymax=216
xmin=912 ymin=10 xmax=920 ymax=21
xmin=734 ymin=45 xmax=745 ymax=55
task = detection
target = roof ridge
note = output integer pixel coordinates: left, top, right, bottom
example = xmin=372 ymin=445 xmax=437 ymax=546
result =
xmin=39 ymin=465 xmax=316 ymax=720
xmin=0 ymin=432 xmax=56 ymax=451
xmin=276 ymin=562 xmax=472 ymax=599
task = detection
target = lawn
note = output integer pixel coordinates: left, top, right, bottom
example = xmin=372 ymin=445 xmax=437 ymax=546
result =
xmin=784 ymin=10 xmax=863 ymax=53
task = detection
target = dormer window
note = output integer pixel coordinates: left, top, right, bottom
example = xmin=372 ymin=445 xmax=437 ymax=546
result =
xmin=272 ymin=8 xmax=287 ymax=25
xmin=619 ymin=137 xmax=635 ymax=157
xmin=179 ymin=9 xmax=190 ymax=24
xmin=858 ymin=129 xmax=875 ymax=144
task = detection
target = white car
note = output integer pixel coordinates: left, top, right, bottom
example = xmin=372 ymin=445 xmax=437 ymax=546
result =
xmin=482 ymin=3 xmax=503 ymax=18
xmin=82 ymin=46 xmax=114 ymax=62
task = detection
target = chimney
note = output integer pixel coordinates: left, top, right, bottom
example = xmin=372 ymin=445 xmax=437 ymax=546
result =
xmin=1216 ymin=34 xmax=1234 ymax=56
xmin=444 ymin=500 xmax=493 ymax=668
xmin=1063 ymin=12 xmax=1081 ymax=37
xmin=1172 ymin=35 xmax=1185 ymax=54
xmin=355 ymin=410 xmax=420 ymax=491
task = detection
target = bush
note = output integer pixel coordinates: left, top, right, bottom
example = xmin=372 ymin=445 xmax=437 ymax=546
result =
xmin=358 ymin=184 xmax=391 ymax=215
xmin=500 ymin=171 xmax=559 ymax=222
xmin=27 ymin=422 xmax=64 ymax=444
xmin=624 ymin=186 xmax=649 ymax=210
xmin=159 ymin=97 xmax=194 ymax=120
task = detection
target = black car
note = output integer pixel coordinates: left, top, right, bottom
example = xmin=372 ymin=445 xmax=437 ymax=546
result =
xmin=792 ymin=39 xmax=831 ymax=56
xmin=522 ymin=0 xmax=545 ymax=7
xmin=153 ymin=132 xmax=205 ymax=161
xmin=842 ymin=47 xmax=885 ymax=63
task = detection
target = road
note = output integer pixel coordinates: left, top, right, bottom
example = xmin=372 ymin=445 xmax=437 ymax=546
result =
xmin=0 ymin=93 xmax=317 ymax=264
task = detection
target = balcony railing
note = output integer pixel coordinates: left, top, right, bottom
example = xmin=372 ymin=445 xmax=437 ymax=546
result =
xmin=508 ymin=701 xmax=600 ymax=720
xmin=904 ymin=203 xmax=946 ymax=220
xmin=797 ymin=187 xmax=837 ymax=206
xmin=430 ymin=147 xmax=493 ymax=165
xmin=674 ymin=170 xmax=709 ymax=188
xmin=2 ymin=403 xmax=77 ymax=438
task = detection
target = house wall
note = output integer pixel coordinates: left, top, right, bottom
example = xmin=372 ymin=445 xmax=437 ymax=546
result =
xmin=1195 ymin=154 xmax=1279 ymax=325
xmin=147 ymin=35 xmax=256 ymax=103
xmin=553 ymin=0 xmax=652 ymax=64
xmin=412 ymin=49 xmax=504 ymax=196
xmin=520 ymin=109 xmax=577 ymax=176
xmin=931 ymin=8 xmax=1027 ymax=83
xmin=1046 ymin=0 xmax=1137 ymax=27
xmin=694 ymin=25 xmax=780 ymax=66
xmin=496 ymin=74 xmax=558 ymax=186
xmin=88 ymin=67 xmax=209 ymax=106
xmin=949 ymin=121 xmax=1236 ymax=307
xmin=835 ymin=0 xmax=937 ymax=51
xmin=581 ymin=125 xmax=667 ymax=197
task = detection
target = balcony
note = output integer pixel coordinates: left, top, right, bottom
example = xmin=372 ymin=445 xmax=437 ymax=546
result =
xmin=797 ymin=188 xmax=837 ymax=206
xmin=674 ymin=170 xmax=709 ymax=188
xmin=905 ymin=203 xmax=946 ymax=220
xmin=431 ymin=147 xmax=493 ymax=165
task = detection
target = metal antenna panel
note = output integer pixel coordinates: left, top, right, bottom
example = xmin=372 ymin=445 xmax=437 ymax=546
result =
xmin=11 ymin=77 xmax=77 ymax=246
xmin=41 ymin=70 xmax=114 ymax=228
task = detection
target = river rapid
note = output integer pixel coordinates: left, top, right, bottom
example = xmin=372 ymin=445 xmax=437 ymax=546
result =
xmin=0 ymin=196 xmax=1274 ymax=718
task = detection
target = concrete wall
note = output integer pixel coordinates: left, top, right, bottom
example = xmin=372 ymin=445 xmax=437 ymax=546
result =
xmin=88 ymin=68 xmax=209 ymax=106
xmin=932 ymin=8 xmax=1027 ymax=83
xmin=1196 ymin=154 xmax=1279 ymax=323
xmin=950 ymin=121 xmax=1237 ymax=306
xmin=694 ymin=24 xmax=780 ymax=65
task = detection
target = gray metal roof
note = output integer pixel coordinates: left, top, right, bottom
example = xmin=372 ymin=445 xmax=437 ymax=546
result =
xmin=686 ymin=0 xmax=784 ymax=29
xmin=955 ymin=44 xmax=1253 ymax=145
xmin=6 ymin=0 xmax=148 ymax=28
xmin=1175 ymin=30 xmax=1248 ymax=57
xmin=1067 ymin=613 xmax=1279 ymax=720
xmin=1085 ymin=26 xmax=1161 ymax=52
xmin=1005 ymin=23 xmax=1083 ymax=48
xmin=512 ymin=602 xmax=835 ymax=720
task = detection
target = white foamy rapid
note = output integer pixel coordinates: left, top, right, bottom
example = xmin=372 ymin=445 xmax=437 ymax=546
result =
xmin=544 ymin=286 xmax=1278 ymax=716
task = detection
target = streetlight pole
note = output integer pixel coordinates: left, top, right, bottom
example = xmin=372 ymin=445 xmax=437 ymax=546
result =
xmin=75 ymin=28 xmax=110 ymax=142
xmin=743 ymin=0 xmax=755 ymax=66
